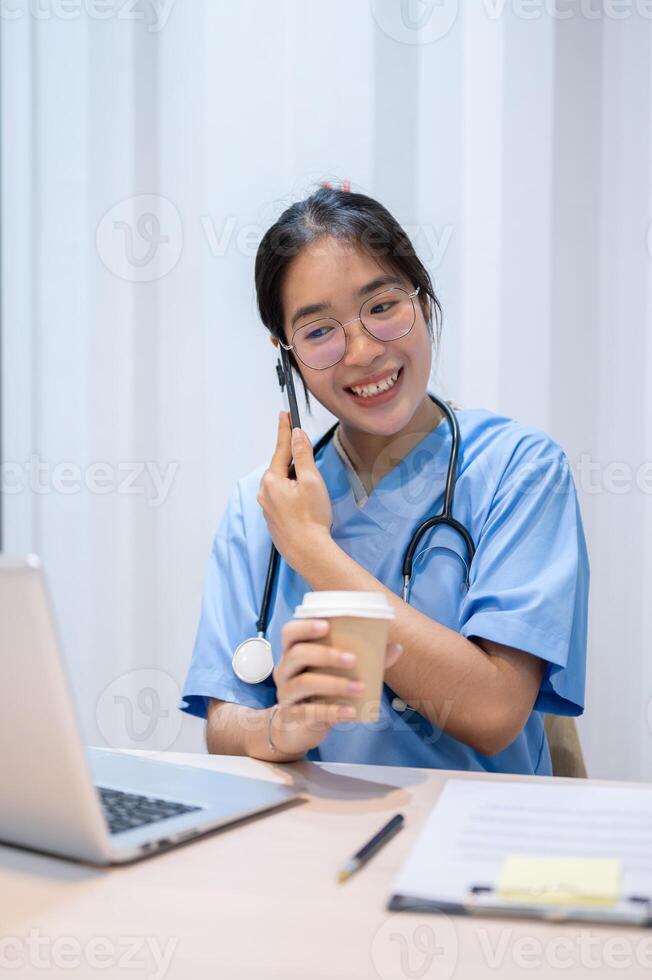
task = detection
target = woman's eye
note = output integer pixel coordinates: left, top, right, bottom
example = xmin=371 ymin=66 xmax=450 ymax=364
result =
xmin=369 ymin=301 xmax=395 ymax=316
xmin=306 ymin=325 xmax=332 ymax=341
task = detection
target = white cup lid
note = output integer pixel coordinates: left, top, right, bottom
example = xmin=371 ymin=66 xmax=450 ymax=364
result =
xmin=294 ymin=590 xmax=395 ymax=620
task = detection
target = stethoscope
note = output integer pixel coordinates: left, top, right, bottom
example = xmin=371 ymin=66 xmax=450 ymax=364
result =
xmin=231 ymin=353 xmax=476 ymax=685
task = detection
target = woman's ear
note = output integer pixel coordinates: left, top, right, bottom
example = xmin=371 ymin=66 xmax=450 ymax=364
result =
xmin=418 ymin=293 xmax=432 ymax=327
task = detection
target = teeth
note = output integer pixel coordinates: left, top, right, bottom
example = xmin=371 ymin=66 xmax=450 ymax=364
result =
xmin=350 ymin=369 xmax=400 ymax=398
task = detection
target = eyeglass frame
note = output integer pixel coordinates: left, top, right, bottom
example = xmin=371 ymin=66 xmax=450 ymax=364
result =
xmin=278 ymin=285 xmax=421 ymax=371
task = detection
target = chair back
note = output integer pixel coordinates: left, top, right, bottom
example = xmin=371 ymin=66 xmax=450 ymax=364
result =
xmin=544 ymin=714 xmax=587 ymax=778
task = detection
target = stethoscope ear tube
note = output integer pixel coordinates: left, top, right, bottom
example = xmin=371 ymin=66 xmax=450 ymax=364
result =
xmin=401 ymin=395 xmax=476 ymax=595
xmin=256 ymin=544 xmax=281 ymax=636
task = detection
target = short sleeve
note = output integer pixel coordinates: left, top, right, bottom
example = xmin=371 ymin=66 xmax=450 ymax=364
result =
xmin=459 ymin=442 xmax=589 ymax=716
xmin=179 ymin=482 xmax=276 ymax=719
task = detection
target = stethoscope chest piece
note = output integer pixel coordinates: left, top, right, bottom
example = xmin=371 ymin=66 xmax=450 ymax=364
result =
xmin=232 ymin=634 xmax=274 ymax=684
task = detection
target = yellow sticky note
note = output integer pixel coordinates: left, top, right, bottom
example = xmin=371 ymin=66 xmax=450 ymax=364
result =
xmin=497 ymin=856 xmax=621 ymax=907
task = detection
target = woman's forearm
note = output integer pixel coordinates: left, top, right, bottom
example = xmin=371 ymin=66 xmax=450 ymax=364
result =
xmin=292 ymin=535 xmax=533 ymax=755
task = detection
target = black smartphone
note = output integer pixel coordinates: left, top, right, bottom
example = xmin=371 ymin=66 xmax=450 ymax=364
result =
xmin=276 ymin=346 xmax=302 ymax=430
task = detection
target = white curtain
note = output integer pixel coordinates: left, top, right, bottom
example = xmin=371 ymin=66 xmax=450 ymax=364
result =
xmin=3 ymin=0 xmax=651 ymax=779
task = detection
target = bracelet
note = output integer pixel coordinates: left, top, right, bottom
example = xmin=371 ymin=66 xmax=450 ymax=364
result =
xmin=267 ymin=703 xmax=282 ymax=754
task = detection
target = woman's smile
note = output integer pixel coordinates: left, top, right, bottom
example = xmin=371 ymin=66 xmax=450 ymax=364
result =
xmin=343 ymin=364 xmax=404 ymax=407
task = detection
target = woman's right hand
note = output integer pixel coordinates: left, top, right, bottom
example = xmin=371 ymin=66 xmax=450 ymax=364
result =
xmin=270 ymin=617 xmax=402 ymax=757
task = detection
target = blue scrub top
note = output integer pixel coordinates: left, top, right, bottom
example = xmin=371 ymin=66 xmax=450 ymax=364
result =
xmin=180 ymin=406 xmax=589 ymax=775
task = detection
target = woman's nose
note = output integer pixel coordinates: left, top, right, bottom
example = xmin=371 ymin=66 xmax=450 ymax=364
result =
xmin=342 ymin=319 xmax=386 ymax=365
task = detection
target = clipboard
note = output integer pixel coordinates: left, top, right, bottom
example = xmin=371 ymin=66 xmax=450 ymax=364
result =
xmin=389 ymin=885 xmax=652 ymax=928
xmin=387 ymin=778 xmax=652 ymax=929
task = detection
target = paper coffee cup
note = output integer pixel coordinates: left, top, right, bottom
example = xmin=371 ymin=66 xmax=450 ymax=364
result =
xmin=293 ymin=591 xmax=395 ymax=722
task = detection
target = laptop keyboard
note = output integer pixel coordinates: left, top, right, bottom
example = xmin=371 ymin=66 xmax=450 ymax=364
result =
xmin=97 ymin=786 xmax=202 ymax=835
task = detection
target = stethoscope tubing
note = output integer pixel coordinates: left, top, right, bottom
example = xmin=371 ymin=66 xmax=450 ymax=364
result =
xmin=256 ymin=393 xmax=475 ymax=634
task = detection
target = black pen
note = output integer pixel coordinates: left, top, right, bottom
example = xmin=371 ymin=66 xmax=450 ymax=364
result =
xmin=337 ymin=814 xmax=405 ymax=883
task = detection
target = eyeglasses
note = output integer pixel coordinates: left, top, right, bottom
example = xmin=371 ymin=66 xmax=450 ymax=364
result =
xmin=279 ymin=285 xmax=421 ymax=371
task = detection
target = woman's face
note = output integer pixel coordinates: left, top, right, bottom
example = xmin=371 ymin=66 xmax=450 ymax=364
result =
xmin=277 ymin=235 xmax=433 ymax=436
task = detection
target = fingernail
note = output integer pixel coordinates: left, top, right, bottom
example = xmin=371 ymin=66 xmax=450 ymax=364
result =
xmin=338 ymin=706 xmax=356 ymax=720
xmin=312 ymin=619 xmax=329 ymax=631
xmin=339 ymin=652 xmax=355 ymax=666
xmin=291 ymin=427 xmax=306 ymax=447
xmin=391 ymin=642 xmax=403 ymax=654
xmin=348 ymin=680 xmax=364 ymax=694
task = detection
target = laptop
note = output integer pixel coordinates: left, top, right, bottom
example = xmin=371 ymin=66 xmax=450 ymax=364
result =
xmin=0 ymin=556 xmax=298 ymax=865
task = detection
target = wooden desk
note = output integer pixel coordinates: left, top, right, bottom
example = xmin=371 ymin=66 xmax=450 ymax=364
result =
xmin=1 ymin=751 xmax=650 ymax=979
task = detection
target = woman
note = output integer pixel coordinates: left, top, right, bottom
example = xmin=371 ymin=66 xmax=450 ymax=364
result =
xmin=181 ymin=186 xmax=589 ymax=774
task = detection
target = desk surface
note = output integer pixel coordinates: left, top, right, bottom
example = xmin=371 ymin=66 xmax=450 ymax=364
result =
xmin=1 ymin=751 xmax=650 ymax=980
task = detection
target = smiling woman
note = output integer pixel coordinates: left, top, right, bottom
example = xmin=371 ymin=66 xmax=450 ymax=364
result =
xmin=272 ymin=237 xmax=443 ymax=489
xmin=180 ymin=186 xmax=589 ymax=776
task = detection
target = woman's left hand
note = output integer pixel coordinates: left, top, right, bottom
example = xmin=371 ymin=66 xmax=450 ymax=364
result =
xmin=256 ymin=412 xmax=333 ymax=570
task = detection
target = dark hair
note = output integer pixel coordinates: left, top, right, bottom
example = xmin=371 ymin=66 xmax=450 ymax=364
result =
xmin=254 ymin=186 xmax=443 ymax=413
